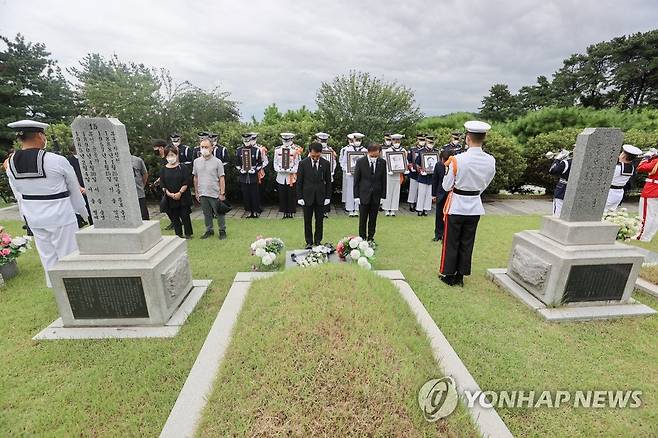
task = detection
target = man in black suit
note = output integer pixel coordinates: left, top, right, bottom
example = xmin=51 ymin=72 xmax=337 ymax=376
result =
xmin=66 ymin=144 xmax=93 ymax=227
xmin=353 ymin=143 xmax=387 ymax=242
xmin=432 ymin=149 xmax=453 ymax=241
xmin=297 ymin=142 xmax=332 ymax=249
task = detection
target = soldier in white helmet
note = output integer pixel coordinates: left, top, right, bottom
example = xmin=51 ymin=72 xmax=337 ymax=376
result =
xmin=339 ymin=132 xmax=366 ymax=216
xmin=6 ymin=120 xmax=89 ymax=287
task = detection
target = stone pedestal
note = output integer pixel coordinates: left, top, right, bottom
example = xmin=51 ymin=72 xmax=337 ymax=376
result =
xmin=49 ymin=221 xmax=193 ymax=327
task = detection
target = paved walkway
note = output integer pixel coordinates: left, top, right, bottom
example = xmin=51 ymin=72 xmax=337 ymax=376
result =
xmin=0 ymin=198 xmax=640 ymax=222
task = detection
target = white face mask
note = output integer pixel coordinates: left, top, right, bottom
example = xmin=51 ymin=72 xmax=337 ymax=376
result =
xmin=172 ymin=141 xmax=181 ymax=147
xmin=384 ymin=140 xmax=391 ymax=146
xmin=354 ymin=140 xmax=362 ymax=147
xmin=201 ymin=148 xmax=212 ymax=157
xmin=166 ymin=156 xmax=177 ymax=165
xmin=419 ymin=141 xmax=426 ymax=146
xmin=393 ymin=142 xmax=401 ymax=148
xmin=320 ymin=140 xmax=327 ymax=146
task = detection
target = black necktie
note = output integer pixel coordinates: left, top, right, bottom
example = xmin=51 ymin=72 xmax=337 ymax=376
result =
xmin=370 ymin=161 xmax=375 ymax=174
xmin=314 ymin=160 xmax=318 ymax=172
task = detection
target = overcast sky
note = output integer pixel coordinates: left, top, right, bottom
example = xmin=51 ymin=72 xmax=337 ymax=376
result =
xmin=1 ymin=0 xmax=656 ymax=120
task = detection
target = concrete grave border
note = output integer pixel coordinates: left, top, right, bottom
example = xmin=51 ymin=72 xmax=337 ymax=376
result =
xmin=160 ymin=270 xmax=512 ymax=438
xmin=487 ymin=269 xmax=657 ymax=322
xmin=33 ymin=280 xmax=211 ymax=340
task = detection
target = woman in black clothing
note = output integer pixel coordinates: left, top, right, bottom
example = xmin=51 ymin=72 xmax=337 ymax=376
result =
xmin=159 ymin=146 xmax=194 ymax=239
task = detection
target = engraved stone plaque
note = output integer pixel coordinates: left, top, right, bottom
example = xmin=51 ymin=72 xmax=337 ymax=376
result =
xmin=64 ymin=277 xmax=149 ymax=319
xmin=161 ymin=255 xmax=193 ymax=307
xmin=508 ymin=246 xmax=551 ymax=296
xmin=563 ymin=264 xmax=632 ymax=303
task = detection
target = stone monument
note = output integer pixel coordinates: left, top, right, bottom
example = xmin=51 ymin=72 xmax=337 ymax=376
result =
xmin=487 ymin=128 xmax=656 ymax=321
xmin=34 ymin=117 xmax=209 ymax=339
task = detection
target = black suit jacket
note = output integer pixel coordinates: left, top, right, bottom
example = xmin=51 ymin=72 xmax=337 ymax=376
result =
xmin=353 ymin=156 xmax=387 ymax=205
xmin=296 ymin=157 xmax=332 ymax=206
xmin=67 ymin=155 xmax=85 ymax=187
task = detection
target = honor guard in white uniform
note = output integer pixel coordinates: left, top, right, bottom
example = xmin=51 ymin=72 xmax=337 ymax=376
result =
xmin=415 ymin=135 xmax=436 ymax=216
xmin=340 ymin=133 xmax=355 ymax=204
xmin=440 ymin=121 xmax=496 ymax=287
xmin=340 ymin=132 xmax=366 ymax=216
xmin=274 ymin=133 xmax=301 ymax=218
xmin=316 ymin=132 xmax=337 ymax=217
xmin=407 ymin=134 xmax=425 ymax=211
xmin=606 ymin=144 xmax=642 ymax=211
xmin=382 ymin=134 xmax=407 ymax=216
xmin=6 ymin=120 xmax=88 ymax=287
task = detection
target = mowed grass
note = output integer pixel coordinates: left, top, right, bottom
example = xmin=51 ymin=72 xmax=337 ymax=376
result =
xmin=197 ymin=264 xmax=476 ymax=436
xmin=0 ymin=212 xmax=656 ymax=436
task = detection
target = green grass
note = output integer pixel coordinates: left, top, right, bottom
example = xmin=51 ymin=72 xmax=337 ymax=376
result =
xmin=0 ymin=214 xmax=656 ymax=437
xmin=197 ymin=265 xmax=475 ymax=436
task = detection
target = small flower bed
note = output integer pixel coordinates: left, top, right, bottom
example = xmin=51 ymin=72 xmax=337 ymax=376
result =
xmin=603 ymin=208 xmax=642 ymax=241
xmin=336 ymin=236 xmax=376 ymax=270
xmin=250 ymin=236 xmax=285 ymax=271
xmin=0 ymin=226 xmax=31 ymax=266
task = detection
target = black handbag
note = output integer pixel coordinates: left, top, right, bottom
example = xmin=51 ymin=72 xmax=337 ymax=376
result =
xmin=159 ymin=194 xmax=168 ymax=213
xmin=217 ymin=200 xmax=232 ymax=214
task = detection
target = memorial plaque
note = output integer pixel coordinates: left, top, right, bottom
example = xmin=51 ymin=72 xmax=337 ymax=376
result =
xmin=71 ymin=117 xmax=143 ymax=228
xmin=560 ymin=128 xmax=623 ymax=222
xmin=64 ymin=277 xmax=149 ymax=319
xmin=241 ymin=148 xmax=252 ymax=171
xmin=281 ymin=147 xmax=291 ymax=170
xmin=563 ymin=264 xmax=631 ymax=303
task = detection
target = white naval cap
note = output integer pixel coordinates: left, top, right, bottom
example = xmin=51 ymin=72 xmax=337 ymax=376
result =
xmin=622 ymin=144 xmax=642 ymax=156
xmin=391 ymin=134 xmax=405 ymax=140
xmin=280 ymin=132 xmax=295 ymax=140
xmin=315 ymin=132 xmax=330 ymax=140
xmin=7 ymin=119 xmax=49 ymax=133
xmin=464 ymin=120 xmax=491 ymax=134
xmin=352 ymin=132 xmax=365 ymax=139
xmin=347 ymin=133 xmax=355 ymax=140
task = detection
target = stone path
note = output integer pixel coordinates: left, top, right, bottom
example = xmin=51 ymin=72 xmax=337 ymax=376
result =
xmin=0 ymin=198 xmax=640 ymax=222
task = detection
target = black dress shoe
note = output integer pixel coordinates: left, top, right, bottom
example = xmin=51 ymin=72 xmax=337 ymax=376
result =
xmin=455 ymin=274 xmax=464 ymax=287
xmin=184 ymin=235 xmax=193 ymax=240
xmin=439 ymin=274 xmax=457 ymax=286
xmin=432 ymin=236 xmax=441 ymax=242
xmin=305 ymin=244 xmax=313 ymax=249
xmin=219 ymin=230 xmax=227 ymax=240
xmin=200 ymin=231 xmax=214 ymax=239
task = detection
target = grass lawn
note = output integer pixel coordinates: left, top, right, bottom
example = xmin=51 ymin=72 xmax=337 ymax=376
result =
xmin=197 ymin=264 xmax=476 ymax=436
xmin=1 ymin=214 xmax=656 ymax=437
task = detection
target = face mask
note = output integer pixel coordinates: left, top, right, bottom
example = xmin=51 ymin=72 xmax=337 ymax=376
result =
xmin=427 ymin=143 xmax=434 ymax=149
xmin=354 ymin=140 xmax=362 ymax=147
xmin=321 ymin=141 xmax=327 ymax=146
xmin=384 ymin=140 xmax=391 ymax=146
xmin=154 ymin=149 xmax=161 ymax=155
xmin=201 ymin=148 xmax=212 ymax=157
xmin=166 ymin=156 xmax=177 ymax=165
xmin=393 ymin=142 xmax=401 ymax=148
xmin=172 ymin=141 xmax=180 ymax=147
xmin=419 ymin=141 xmax=426 ymax=146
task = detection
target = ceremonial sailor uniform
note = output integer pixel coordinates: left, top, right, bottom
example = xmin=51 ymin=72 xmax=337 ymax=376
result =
xmin=605 ymin=144 xmax=641 ymax=211
xmin=7 ymin=120 xmax=88 ymax=287
xmin=235 ymin=133 xmax=264 ymax=217
xmin=406 ymin=136 xmax=424 ymax=209
xmin=415 ymin=146 xmax=436 ymax=214
xmin=339 ymin=133 xmax=366 ymax=215
xmin=274 ymin=133 xmax=301 ymax=217
xmin=440 ymin=121 xmax=496 ymax=285
xmin=381 ymin=134 xmax=407 ymax=214
xmin=636 ymin=153 xmax=658 ymax=241
xmin=549 ymin=157 xmax=571 ymax=216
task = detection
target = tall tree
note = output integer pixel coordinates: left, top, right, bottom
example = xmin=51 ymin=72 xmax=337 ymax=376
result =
xmin=479 ymin=83 xmax=522 ymax=122
xmin=0 ymin=34 xmax=76 ymax=150
xmin=316 ymin=71 xmax=422 ymax=141
xmin=518 ymin=76 xmax=555 ymax=111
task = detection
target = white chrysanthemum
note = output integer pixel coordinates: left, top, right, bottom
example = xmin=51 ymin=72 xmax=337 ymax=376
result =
xmin=364 ymin=247 xmax=375 ymax=258
xmin=262 ymin=254 xmax=273 ymax=265
xmin=350 ymin=249 xmax=361 ymax=259
xmin=255 ymin=239 xmax=267 ymax=249
xmin=355 ymin=236 xmax=363 ymax=243
xmin=268 ymin=252 xmax=276 ymax=260
xmin=358 ymin=241 xmax=369 ymax=251
xmin=365 ymin=261 xmax=372 ymax=270
xmin=250 ymin=242 xmax=257 ymax=251
xmin=349 ymin=238 xmax=359 ymax=249
xmin=357 ymin=256 xmax=368 ymax=267
xmin=254 ymin=247 xmax=266 ymax=257
xmin=18 ymin=247 xmax=26 ymax=253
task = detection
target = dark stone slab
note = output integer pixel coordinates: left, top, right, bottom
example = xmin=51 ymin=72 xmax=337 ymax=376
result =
xmin=563 ymin=264 xmax=632 ymax=303
xmin=64 ymin=277 xmax=149 ymax=319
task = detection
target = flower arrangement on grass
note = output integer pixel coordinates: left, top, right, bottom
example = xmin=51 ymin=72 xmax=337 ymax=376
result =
xmin=250 ymin=236 xmax=285 ymax=271
xmin=292 ymin=244 xmax=335 ymax=268
xmin=603 ymin=208 xmax=642 ymax=241
xmin=0 ymin=226 xmax=32 ymax=266
xmin=336 ymin=236 xmax=376 ymax=270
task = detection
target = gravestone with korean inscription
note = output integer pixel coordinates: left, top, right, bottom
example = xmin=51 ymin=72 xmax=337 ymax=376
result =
xmin=490 ymin=128 xmax=645 ymax=311
xmin=47 ymin=117 xmax=195 ymax=328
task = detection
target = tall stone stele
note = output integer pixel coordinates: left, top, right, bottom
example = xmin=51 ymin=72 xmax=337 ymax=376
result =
xmin=49 ymin=117 xmax=193 ymax=327
xmin=503 ymin=128 xmax=644 ymax=306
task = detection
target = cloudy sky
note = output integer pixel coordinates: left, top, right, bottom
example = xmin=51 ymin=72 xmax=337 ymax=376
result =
xmin=1 ymin=0 xmax=656 ymax=120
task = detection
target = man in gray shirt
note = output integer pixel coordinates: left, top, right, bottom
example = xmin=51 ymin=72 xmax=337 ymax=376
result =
xmin=193 ymin=139 xmax=227 ymax=239
xmin=131 ymin=154 xmax=149 ymax=220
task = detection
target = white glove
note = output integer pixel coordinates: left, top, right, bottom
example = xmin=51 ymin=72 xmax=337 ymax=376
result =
xmin=555 ymin=149 xmax=570 ymax=160
xmin=354 ymin=198 xmax=360 ymax=207
xmin=324 ymin=199 xmax=330 ymax=206
xmin=239 ymin=169 xmax=247 ymax=174
xmin=380 ymin=199 xmax=384 ymax=205
xmin=420 ymin=171 xmax=427 ymax=176
xmin=346 ymin=172 xmax=352 ymax=176
xmin=248 ymin=168 xmax=256 ymax=174
xmin=298 ymin=199 xmax=305 ymax=206
xmin=387 ymin=171 xmax=394 ymax=176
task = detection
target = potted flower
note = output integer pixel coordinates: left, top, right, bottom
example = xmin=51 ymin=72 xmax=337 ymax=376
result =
xmin=0 ymin=226 xmax=32 ymax=280
xmin=336 ymin=236 xmax=376 ymax=270
xmin=250 ymin=236 xmax=285 ymax=271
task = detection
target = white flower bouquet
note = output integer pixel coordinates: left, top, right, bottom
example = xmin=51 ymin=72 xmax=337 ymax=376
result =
xmin=602 ymin=208 xmax=641 ymax=241
xmin=250 ymin=235 xmax=285 ymax=271
xmin=336 ymin=236 xmax=376 ymax=270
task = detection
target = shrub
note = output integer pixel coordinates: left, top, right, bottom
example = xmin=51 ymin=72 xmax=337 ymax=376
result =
xmin=482 ymin=132 xmax=526 ymax=193
xmin=522 ymin=128 xmax=581 ymax=192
